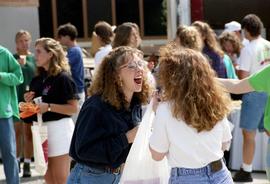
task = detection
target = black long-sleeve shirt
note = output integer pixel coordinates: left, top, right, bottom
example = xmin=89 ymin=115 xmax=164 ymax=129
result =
xmin=69 ymin=95 xmax=142 ymax=169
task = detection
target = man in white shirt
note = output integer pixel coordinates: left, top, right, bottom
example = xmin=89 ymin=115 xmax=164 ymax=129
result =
xmin=93 ymin=21 xmax=114 ymax=71
xmin=233 ymin=14 xmax=270 ymax=183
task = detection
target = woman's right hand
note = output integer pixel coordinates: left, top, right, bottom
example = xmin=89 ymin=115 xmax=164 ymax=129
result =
xmin=24 ymin=91 xmax=35 ymax=102
xmin=126 ymin=126 xmax=139 ymax=143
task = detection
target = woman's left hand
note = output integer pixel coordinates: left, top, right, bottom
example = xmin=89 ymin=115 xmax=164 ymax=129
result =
xmin=37 ymin=102 xmax=49 ymax=114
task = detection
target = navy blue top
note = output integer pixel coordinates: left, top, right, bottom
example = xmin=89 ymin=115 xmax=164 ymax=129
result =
xmin=67 ymin=46 xmax=84 ymax=93
xmin=69 ymin=95 xmax=142 ymax=169
xmin=203 ymin=46 xmax=227 ymax=78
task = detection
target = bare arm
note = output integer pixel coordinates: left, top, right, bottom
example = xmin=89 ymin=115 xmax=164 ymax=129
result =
xmin=237 ymin=70 xmax=250 ymax=79
xmin=149 ymin=145 xmax=166 ymax=161
xmin=218 ymin=77 xmax=254 ymax=94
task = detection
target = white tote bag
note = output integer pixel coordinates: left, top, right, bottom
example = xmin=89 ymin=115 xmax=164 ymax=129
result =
xmin=120 ymin=101 xmax=170 ymax=184
xmin=31 ymin=97 xmax=48 ymax=175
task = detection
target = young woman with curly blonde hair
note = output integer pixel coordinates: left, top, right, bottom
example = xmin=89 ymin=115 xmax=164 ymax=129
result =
xmin=175 ymin=25 xmax=202 ymax=51
xmin=149 ymin=46 xmax=234 ymax=184
xmin=68 ymin=46 xmax=152 ymax=184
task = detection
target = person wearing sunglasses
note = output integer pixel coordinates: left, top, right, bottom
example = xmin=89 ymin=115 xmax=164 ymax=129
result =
xmin=67 ymin=46 xmax=152 ymax=184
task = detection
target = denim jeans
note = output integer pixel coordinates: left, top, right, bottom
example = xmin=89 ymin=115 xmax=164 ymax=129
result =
xmin=0 ymin=118 xmax=19 ymax=184
xmin=169 ymin=161 xmax=233 ymax=184
xmin=266 ymin=138 xmax=270 ymax=181
xmin=67 ymin=163 xmax=121 ymax=184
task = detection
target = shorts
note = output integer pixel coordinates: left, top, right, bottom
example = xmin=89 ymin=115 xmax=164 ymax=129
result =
xmin=240 ymin=91 xmax=268 ymax=132
xmin=46 ymin=118 xmax=75 ymax=157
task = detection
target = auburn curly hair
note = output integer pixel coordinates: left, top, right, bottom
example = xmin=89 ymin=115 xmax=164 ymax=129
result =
xmin=88 ymin=46 xmax=151 ymax=109
xmin=158 ymin=46 xmax=231 ymax=132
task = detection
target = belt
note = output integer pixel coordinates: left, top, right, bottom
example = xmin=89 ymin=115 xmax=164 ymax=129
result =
xmin=172 ymin=159 xmax=223 ymax=176
xmin=104 ymin=166 xmax=121 ymax=174
xmin=209 ymin=159 xmax=223 ymax=173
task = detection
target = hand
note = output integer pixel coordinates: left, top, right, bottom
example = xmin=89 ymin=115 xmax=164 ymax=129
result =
xmin=37 ymin=102 xmax=49 ymax=114
xmin=126 ymin=126 xmax=139 ymax=143
xmin=18 ymin=56 xmax=26 ymax=65
xmin=24 ymin=91 xmax=35 ymax=102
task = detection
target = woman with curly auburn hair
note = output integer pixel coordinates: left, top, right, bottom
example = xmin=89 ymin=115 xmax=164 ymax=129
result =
xmin=23 ymin=37 xmax=79 ymax=184
xmin=149 ymin=47 xmax=234 ymax=184
xmin=192 ymin=21 xmax=228 ymax=78
xmin=68 ymin=46 xmax=151 ymax=184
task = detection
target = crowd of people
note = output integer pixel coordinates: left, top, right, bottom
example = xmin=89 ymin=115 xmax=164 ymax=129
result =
xmin=1 ymin=13 xmax=270 ymax=184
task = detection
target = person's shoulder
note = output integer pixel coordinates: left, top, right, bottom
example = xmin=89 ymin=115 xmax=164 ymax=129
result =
xmin=81 ymin=95 xmax=105 ymax=112
xmin=260 ymin=37 xmax=270 ymax=46
xmin=57 ymin=71 xmax=73 ymax=81
xmin=0 ymin=45 xmax=7 ymax=51
xmin=69 ymin=45 xmax=82 ymax=53
xmin=156 ymin=101 xmax=171 ymax=115
xmin=216 ymin=117 xmax=232 ymax=129
xmin=223 ymin=54 xmax=230 ymax=60
xmin=241 ymin=43 xmax=252 ymax=54
xmin=0 ymin=45 xmax=11 ymax=55
xmin=96 ymin=45 xmax=112 ymax=56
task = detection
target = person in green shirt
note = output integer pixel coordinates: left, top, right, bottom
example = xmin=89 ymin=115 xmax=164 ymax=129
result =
xmin=13 ymin=30 xmax=36 ymax=177
xmin=0 ymin=45 xmax=23 ymax=184
xmin=218 ymin=65 xmax=270 ymax=181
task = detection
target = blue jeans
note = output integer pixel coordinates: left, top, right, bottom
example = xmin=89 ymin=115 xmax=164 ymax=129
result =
xmin=0 ymin=118 xmax=19 ymax=184
xmin=67 ymin=163 xmax=121 ymax=184
xmin=266 ymin=138 xmax=270 ymax=181
xmin=169 ymin=161 xmax=233 ymax=184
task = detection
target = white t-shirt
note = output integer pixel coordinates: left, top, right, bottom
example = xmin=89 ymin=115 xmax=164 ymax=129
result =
xmin=239 ymin=37 xmax=270 ymax=74
xmin=149 ymin=102 xmax=232 ymax=168
xmin=94 ymin=44 xmax=112 ymax=70
xmin=242 ymin=38 xmax=249 ymax=47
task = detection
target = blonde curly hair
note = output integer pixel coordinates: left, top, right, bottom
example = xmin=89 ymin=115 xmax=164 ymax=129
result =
xmin=158 ymin=46 xmax=231 ymax=132
xmin=175 ymin=25 xmax=202 ymax=51
xmin=88 ymin=46 xmax=151 ymax=110
xmin=35 ymin=37 xmax=70 ymax=76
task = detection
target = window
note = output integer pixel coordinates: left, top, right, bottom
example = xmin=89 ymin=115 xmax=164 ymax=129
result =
xmin=56 ymin=0 xmax=84 ymax=37
xmin=115 ymin=0 xmax=140 ymax=26
xmin=39 ymin=0 xmax=53 ymax=37
xmin=87 ymin=0 xmax=113 ymax=36
xmin=39 ymin=0 xmax=167 ymax=40
xmin=143 ymin=0 xmax=167 ymax=36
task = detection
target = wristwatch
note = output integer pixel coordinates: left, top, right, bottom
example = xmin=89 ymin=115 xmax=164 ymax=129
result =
xmin=48 ymin=103 xmax=51 ymax=112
